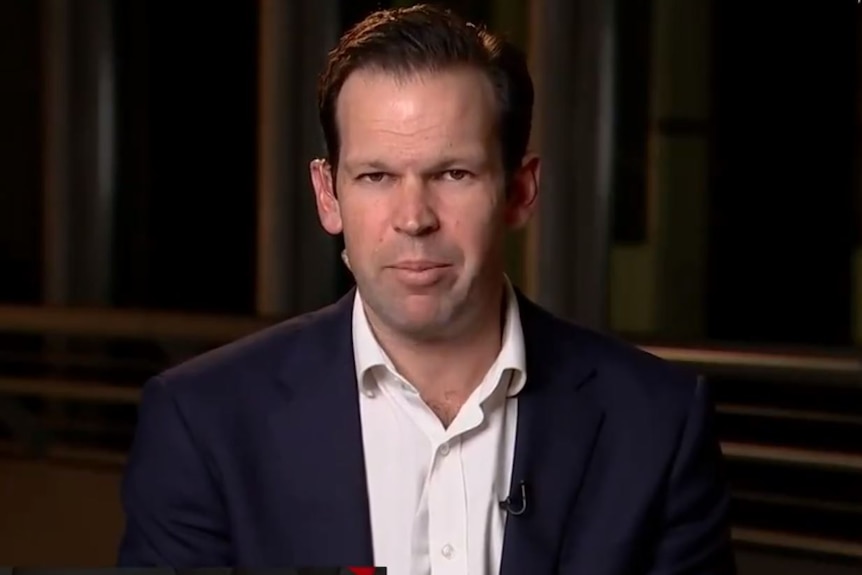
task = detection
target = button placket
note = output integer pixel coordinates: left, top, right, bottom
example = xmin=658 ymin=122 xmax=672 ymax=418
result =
xmin=428 ymin=437 xmax=468 ymax=574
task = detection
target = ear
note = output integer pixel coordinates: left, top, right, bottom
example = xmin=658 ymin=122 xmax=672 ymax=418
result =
xmin=504 ymin=153 xmax=540 ymax=229
xmin=310 ymin=158 xmax=342 ymax=235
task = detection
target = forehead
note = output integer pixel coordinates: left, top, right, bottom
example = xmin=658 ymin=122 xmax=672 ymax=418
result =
xmin=335 ymin=67 xmax=499 ymax=166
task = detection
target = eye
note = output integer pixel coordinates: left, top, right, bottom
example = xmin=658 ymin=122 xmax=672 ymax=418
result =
xmin=440 ymin=169 xmax=472 ymax=181
xmin=358 ymin=172 xmax=388 ymax=183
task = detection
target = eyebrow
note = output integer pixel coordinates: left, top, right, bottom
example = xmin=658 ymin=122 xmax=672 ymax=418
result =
xmin=344 ymin=160 xmax=391 ymax=173
xmin=344 ymin=154 xmax=490 ymax=174
xmin=432 ymin=155 xmax=488 ymax=170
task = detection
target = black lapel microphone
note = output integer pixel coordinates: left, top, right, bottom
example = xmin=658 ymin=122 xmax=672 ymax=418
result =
xmin=499 ymin=480 xmax=528 ymax=516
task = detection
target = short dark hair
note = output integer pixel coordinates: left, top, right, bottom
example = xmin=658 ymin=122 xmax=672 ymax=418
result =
xmin=317 ymin=3 xmax=534 ymax=175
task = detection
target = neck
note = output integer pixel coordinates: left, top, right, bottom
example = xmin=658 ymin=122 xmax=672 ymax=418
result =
xmin=367 ymin=280 xmax=507 ymax=400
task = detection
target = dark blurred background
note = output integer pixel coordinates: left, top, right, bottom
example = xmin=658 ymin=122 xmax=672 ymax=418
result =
xmin=0 ymin=0 xmax=860 ymax=572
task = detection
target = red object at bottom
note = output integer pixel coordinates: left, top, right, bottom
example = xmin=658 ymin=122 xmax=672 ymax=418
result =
xmin=347 ymin=568 xmax=376 ymax=575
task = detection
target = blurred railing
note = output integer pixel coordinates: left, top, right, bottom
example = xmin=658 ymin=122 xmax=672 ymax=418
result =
xmin=638 ymin=341 xmax=862 ymax=560
xmin=0 ymin=304 xmax=860 ymax=560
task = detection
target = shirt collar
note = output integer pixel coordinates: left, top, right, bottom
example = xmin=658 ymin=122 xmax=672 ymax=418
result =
xmin=351 ymin=289 xmax=394 ymax=390
xmin=351 ymin=277 xmax=527 ymax=397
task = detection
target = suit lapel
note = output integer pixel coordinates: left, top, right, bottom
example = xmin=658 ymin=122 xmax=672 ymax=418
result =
xmin=500 ymin=294 xmax=605 ymax=575
xmin=266 ymin=289 xmax=374 ymax=566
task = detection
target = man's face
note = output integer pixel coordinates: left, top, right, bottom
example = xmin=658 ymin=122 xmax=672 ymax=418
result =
xmin=311 ymin=67 xmax=538 ymax=341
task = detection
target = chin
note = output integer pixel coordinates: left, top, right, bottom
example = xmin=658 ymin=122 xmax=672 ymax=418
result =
xmin=385 ymin=309 xmax=453 ymax=340
xmin=393 ymin=310 xmax=444 ymax=331
xmin=395 ymin=322 xmax=455 ymax=342
xmin=363 ymin=286 xmax=467 ymax=338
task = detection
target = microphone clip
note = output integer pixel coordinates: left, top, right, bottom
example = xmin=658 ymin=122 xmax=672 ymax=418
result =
xmin=499 ymin=480 xmax=528 ymax=516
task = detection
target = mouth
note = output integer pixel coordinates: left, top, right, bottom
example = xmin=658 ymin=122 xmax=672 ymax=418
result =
xmin=390 ymin=261 xmax=450 ymax=272
xmin=387 ymin=261 xmax=452 ymax=287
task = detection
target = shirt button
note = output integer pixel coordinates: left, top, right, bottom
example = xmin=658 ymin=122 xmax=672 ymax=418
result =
xmin=439 ymin=442 xmax=450 ymax=456
xmin=363 ymin=388 xmax=376 ymax=398
xmin=441 ymin=543 xmax=455 ymax=559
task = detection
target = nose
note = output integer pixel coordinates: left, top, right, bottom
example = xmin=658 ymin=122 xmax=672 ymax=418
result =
xmin=392 ymin=177 xmax=440 ymax=237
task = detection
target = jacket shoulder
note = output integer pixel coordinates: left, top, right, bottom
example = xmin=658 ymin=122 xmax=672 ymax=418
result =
xmin=521 ymin=295 xmax=701 ymax=408
xmin=152 ymin=295 xmax=352 ymax=398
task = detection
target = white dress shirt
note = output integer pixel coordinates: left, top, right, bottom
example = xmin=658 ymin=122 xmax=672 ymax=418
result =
xmin=352 ymin=280 xmax=527 ymax=575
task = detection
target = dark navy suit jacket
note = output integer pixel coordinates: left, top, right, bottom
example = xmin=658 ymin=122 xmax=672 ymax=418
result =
xmin=117 ymin=289 xmax=736 ymax=574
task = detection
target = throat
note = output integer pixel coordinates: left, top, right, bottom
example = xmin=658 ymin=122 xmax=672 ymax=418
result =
xmin=422 ymin=390 xmax=468 ymax=428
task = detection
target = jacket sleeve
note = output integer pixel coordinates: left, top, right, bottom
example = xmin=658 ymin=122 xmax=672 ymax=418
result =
xmin=646 ymin=376 xmax=737 ymax=574
xmin=117 ymin=377 xmax=232 ymax=566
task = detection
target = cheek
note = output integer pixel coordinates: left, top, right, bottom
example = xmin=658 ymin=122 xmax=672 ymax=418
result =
xmin=340 ymin=205 xmax=389 ymax=255
xmin=444 ymin=205 xmax=501 ymax=258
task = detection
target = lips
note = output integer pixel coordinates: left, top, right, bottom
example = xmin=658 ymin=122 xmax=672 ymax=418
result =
xmin=390 ymin=261 xmax=449 ymax=272
xmin=387 ymin=261 xmax=451 ymax=287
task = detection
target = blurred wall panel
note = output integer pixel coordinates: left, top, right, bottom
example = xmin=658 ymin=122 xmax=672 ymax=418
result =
xmin=707 ymin=3 xmax=857 ymax=346
xmin=853 ymin=12 xmax=862 ymax=345
xmin=113 ymin=3 xmax=258 ymax=314
xmin=41 ymin=0 xmax=69 ymax=306
xmin=111 ymin=0 xmax=150 ymax=310
xmin=650 ymin=0 xmax=713 ymax=339
xmin=256 ymin=0 xmax=340 ymax=317
xmin=0 ymin=1 xmax=42 ymax=304
xmin=652 ymin=0 xmax=712 ymax=340
xmin=609 ymin=0 xmax=713 ymax=339
xmin=529 ymin=0 xmax=617 ymax=330
xmin=42 ymin=0 xmax=117 ymax=307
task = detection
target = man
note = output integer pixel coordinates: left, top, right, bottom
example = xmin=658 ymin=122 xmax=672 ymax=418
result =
xmin=118 ymin=4 xmax=735 ymax=574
